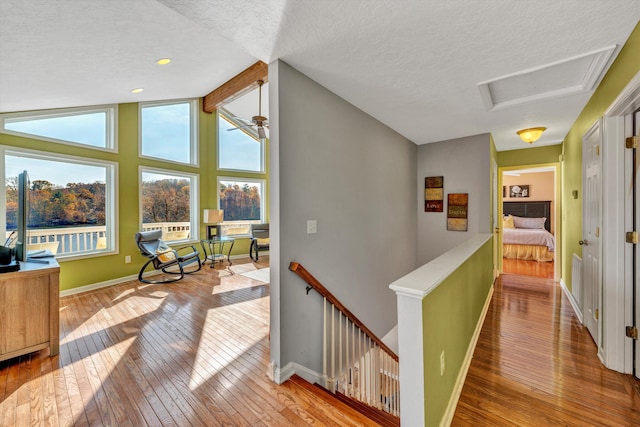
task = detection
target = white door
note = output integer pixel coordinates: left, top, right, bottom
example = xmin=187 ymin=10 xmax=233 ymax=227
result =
xmin=582 ymin=120 xmax=603 ymax=347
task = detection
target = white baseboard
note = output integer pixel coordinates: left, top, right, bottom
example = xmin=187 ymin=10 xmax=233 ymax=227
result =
xmin=440 ymin=284 xmax=495 ymax=427
xmin=271 ymin=361 xmax=323 ymax=386
xmin=560 ymin=279 xmax=583 ymax=324
xmin=60 ymin=254 xmax=255 ymax=297
xmin=60 ymin=273 xmax=142 ymax=297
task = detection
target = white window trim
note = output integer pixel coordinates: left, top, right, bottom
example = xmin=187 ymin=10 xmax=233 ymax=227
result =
xmin=217 ymin=176 xmax=266 ymax=235
xmin=138 ymin=99 xmax=199 ymax=167
xmin=217 ymin=109 xmax=266 ymax=174
xmin=0 ymin=105 xmax=118 ymax=153
xmin=0 ymin=145 xmax=119 ymax=261
xmin=139 ymin=166 xmax=199 ymax=243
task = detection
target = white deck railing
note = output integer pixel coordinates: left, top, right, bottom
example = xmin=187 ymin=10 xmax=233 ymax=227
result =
xmin=6 ymin=222 xmax=191 ymax=255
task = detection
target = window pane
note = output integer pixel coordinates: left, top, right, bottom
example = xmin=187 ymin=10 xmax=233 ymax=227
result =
xmin=4 ymin=111 xmax=108 ymax=148
xmin=5 ymin=155 xmax=110 ymax=256
xmin=219 ymin=179 xmax=262 ymax=221
xmin=141 ymin=102 xmax=193 ymax=164
xmin=141 ymin=171 xmax=193 ymax=242
xmin=218 ymin=113 xmax=263 ymax=172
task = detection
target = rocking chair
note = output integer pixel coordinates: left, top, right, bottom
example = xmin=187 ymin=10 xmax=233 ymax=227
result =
xmin=135 ymin=229 xmax=202 ymax=284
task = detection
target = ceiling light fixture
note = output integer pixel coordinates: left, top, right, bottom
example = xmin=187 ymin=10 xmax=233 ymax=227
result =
xmin=517 ymin=127 xmax=546 ymax=144
xmin=156 ymin=58 xmax=172 ymax=65
xmin=130 ymin=88 xmax=144 ymax=94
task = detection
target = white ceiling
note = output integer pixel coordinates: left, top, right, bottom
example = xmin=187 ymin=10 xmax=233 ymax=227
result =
xmin=1 ymin=1 xmax=638 ymax=151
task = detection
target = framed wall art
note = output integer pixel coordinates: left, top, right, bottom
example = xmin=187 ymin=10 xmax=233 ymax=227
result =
xmin=425 ymin=176 xmax=444 ymax=212
xmin=447 ymin=193 xmax=468 ymax=231
xmin=509 ymin=185 xmax=530 ymax=198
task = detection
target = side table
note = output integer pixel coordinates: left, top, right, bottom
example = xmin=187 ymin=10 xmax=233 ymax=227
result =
xmin=200 ymin=237 xmax=235 ymax=267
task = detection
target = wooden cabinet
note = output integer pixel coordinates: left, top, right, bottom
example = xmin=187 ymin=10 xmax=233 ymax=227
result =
xmin=0 ymin=260 xmax=60 ymax=362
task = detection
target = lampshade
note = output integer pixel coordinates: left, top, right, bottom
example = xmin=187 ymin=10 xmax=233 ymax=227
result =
xmin=517 ymin=127 xmax=546 ymax=144
xmin=203 ymin=209 xmax=224 ymax=224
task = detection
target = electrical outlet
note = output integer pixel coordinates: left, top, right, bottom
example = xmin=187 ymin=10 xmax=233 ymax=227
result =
xmin=440 ymin=350 xmax=445 ymax=376
xmin=125 ymin=255 xmax=131 ymax=264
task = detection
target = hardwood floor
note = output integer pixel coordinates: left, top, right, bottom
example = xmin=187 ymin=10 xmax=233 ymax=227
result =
xmin=502 ymin=257 xmax=554 ymax=279
xmin=0 ymin=256 xmax=381 ymax=426
xmin=452 ymin=273 xmax=640 ymax=426
xmin=4 ymin=256 xmax=640 ymax=426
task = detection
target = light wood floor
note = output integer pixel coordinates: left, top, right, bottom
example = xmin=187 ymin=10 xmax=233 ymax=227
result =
xmin=4 ymin=257 xmax=640 ymax=426
xmin=452 ymin=273 xmax=640 ymax=426
xmin=502 ymin=257 xmax=554 ymax=279
xmin=0 ymin=256 xmax=380 ymax=426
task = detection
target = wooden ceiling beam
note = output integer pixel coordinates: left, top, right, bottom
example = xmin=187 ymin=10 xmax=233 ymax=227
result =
xmin=202 ymin=61 xmax=268 ymax=113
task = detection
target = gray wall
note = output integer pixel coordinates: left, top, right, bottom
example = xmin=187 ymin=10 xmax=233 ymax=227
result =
xmin=270 ymin=60 xmax=418 ymax=374
xmin=417 ymin=134 xmax=492 ymax=264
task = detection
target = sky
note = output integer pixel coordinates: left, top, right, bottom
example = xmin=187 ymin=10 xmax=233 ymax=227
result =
xmin=4 ymin=101 xmax=264 ymax=186
xmin=6 ymin=155 xmax=105 ymax=187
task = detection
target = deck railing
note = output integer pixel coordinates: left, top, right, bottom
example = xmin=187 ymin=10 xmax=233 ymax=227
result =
xmin=6 ymin=222 xmax=191 ymax=255
xmin=289 ymin=262 xmax=400 ymax=417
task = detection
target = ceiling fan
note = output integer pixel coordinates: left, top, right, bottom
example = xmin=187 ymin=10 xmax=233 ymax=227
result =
xmin=227 ymin=79 xmax=268 ymax=140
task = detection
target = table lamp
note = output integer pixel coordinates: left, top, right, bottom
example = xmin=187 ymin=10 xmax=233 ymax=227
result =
xmin=203 ymin=209 xmax=224 ymax=239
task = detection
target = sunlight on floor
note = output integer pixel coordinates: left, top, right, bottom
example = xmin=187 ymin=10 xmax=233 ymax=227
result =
xmin=188 ymin=308 xmax=267 ymax=390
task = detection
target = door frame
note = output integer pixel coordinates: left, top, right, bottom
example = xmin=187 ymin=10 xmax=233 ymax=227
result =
xmin=498 ymin=162 xmax=561 ymax=282
xmin=601 ymin=70 xmax=640 ymax=373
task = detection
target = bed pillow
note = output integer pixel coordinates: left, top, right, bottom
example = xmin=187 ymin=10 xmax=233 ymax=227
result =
xmin=512 ymin=215 xmax=546 ymax=229
xmin=503 ymin=215 xmax=515 ymax=229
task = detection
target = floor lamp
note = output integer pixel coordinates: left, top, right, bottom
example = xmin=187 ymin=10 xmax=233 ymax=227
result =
xmin=203 ymin=209 xmax=224 ymax=239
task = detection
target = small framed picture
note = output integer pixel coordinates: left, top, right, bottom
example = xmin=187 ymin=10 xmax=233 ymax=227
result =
xmin=509 ymin=185 xmax=530 ymax=198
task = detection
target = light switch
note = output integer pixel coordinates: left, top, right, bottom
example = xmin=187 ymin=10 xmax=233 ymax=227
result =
xmin=307 ymin=220 xmax=317 ymax=234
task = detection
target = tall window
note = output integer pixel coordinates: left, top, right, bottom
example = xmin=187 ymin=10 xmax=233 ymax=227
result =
xmin=2 ymin=147 xmax=117 ymax=258
xmin=0 ymin=106 xmax=117 ymax=151
xmin=218 ymin=177 xmax=264 ymax=235
xmin=140 ymin=168 xmax=198 ymax=242
xmin=140 ymin=100 xmax=197 ymax=165
xmin=218 ymin=109 xmax=264 ymax=173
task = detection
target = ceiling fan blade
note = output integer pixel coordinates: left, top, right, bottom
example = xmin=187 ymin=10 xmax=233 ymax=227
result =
xmin=227 ymin=124 xmax=254 ymax=131
xmin=232 ymin=116 xmax=253 ymax=123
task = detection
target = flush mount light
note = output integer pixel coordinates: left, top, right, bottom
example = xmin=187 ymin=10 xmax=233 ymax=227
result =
xmin=156 ymin=58 xmax=172 ymax=65
xmin=130 ymin=88 xmax=144 ymax=94
xmin=517 ymin=127 xmax=546 ymax=144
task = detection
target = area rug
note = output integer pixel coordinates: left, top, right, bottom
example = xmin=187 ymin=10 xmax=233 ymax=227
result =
xmin=239 ymin=267 xmax=270 ymax=283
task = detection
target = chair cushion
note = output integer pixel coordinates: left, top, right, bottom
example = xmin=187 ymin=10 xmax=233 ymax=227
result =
xmin=156 ymin=241 xmax=176 ymax=263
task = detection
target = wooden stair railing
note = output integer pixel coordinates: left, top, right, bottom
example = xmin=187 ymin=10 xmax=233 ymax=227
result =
xmin=289 ymin=262 xmax=400 ymax=417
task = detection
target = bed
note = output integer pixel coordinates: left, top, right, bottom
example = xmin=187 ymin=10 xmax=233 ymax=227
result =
xmin=502 ymin=201 xmax=555 ymax=262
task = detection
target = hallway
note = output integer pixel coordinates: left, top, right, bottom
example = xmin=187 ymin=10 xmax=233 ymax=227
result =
xmin=452 ymin=273 xmax=640 ymax=426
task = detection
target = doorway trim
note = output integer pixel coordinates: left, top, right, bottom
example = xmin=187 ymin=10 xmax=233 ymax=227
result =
xmin=601 ymin=70 xmax=640 ymax=373
xmin=498 ymin=162 xmax=561 ymax=282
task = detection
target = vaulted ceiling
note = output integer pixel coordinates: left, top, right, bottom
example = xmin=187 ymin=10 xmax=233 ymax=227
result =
xmin=1 ymin=1 xmax=638 ymax=151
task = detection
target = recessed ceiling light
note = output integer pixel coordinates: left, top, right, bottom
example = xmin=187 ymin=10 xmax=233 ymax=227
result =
xmin=156 ymin=58 xmax=172 ymax=65
xmin=130 ymin=88 xmax=144 ymax=94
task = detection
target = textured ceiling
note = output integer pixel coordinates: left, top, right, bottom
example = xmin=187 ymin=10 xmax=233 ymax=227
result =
xmin=1 ymin=0 xmax=639 ymax=151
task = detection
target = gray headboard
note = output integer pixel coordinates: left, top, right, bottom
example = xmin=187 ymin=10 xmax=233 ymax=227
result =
xmin=503 ymin=201 xmax=551 ymax=233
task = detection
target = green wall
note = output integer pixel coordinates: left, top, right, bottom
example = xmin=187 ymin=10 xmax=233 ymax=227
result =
xmin=0 ymin=100 xmax=268 ymax=291
xmin=497 ymin=144 xmax=562 ymax=167
xmin=561 ymin=22 xmax=640 ymax=289
xmin=423 ymin=238 xmax=494 ymax=425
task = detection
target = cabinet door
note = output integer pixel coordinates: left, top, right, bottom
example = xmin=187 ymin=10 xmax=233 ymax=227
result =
xmin=0 ymin=276 xmax=50 ymax=355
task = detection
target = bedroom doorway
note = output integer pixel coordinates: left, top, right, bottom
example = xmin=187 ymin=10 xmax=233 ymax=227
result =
xmin=499 ymin=164 xmax=560 ymax=281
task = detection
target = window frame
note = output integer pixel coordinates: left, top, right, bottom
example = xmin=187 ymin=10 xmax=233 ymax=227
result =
xmin=138 ymin=99 xmax=199 ymax=167
xmin=0 ymin=105 xmax=118 ymax=152
xmin=139 ymin=166 xmax=199 ymax=243
xmin=217 ymin=109 xmax=265 ymax=173
xmin=0 ymin=145 xmax=119 ymax=261
xmin=217 ymin=176 xmax=266 ymax=237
